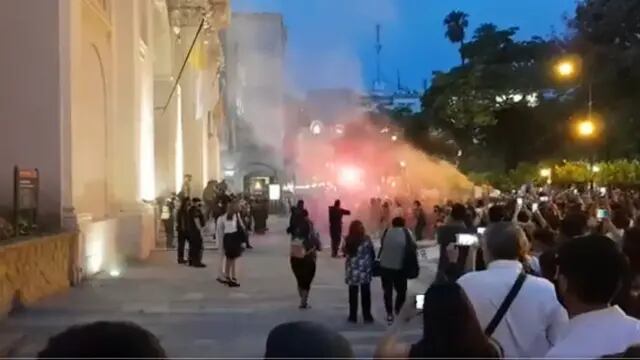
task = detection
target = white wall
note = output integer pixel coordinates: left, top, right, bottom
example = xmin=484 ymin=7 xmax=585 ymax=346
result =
xmin=72 ymin=3 xmax=111 ymax=219
xmin=154 ymin=80 xmax=181 ymax=197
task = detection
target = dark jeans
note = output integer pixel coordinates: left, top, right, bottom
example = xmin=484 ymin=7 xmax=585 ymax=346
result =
xmin=163 ymin=219 xmax=174 ymax=248
xmin=242 ymin=231 xmax=252 ymax=247
xmin=415 ymin=224 xmax=425 ymax=241
xmin=290 ymin=256 xmax=316 ymax=291
xmin=177 ymin=230 xmax=188 ymax=261
xmin=330 ymin=228 xmax=342 ymax=256
xmin=188 ymin=234 xmax=203 ymax=265
xmin=380 ymin=268 xmax=408 ymax=315
xmin=349 ymin=284 xmax=372 ymax=320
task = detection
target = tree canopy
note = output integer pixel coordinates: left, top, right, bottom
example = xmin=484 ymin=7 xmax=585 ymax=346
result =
xmin=404 ymin=1 xmax=640 ymax=173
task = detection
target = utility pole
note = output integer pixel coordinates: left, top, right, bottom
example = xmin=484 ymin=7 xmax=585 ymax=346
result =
xmin=375 ymin=24 xmax=382 ymax=87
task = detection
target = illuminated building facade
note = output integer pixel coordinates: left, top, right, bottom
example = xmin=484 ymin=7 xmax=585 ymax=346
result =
xmin=0 ymin=0 xmax=229 ymax=277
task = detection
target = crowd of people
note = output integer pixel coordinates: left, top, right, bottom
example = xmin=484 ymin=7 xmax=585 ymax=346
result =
xmin=160 ymin=175 xmax=269 ymax=287
xmin=281 ymin=185 xmax=640 ymax=358
xmin=286 ymin=198 xmax=420 ymax=320
xmin=402 ymin=185 xmax=640 ymax=358
xmin=27 ymin=182 xmax=640 ymax=358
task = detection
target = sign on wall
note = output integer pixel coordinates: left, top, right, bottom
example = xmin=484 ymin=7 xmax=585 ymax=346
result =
xmin=14 ymin=166 xmax=39 ymax=236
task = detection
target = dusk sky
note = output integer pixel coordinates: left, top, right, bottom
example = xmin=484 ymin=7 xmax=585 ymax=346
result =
xmin=232 ymin=0 xmax=577 ymax=95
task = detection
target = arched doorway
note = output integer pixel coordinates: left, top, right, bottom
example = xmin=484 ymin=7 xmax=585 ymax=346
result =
xmin=242 ymin=162 xmax=278 ymax=195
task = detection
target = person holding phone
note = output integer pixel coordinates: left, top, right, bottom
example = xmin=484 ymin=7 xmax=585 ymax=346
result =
xmin=436 ymin=204 xmax=470 ymax=280
xmin=375 ymin=282 xmax=502 ymax=358
xmin=458 ymin=222 xmax=567 ymax=358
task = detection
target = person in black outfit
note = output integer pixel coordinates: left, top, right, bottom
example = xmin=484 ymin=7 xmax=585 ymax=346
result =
xmin=176 ymin=198 xmax=191 ymax=264
xmin=436 ymin=203 xmax=469 ymax=280
xmin=187 ymin=198 xmax=206 ymax=268
xmin=252 ymin=198 xmax=269 ymax=234
xmin=413 ymin=201 xmax=427 ymax=241
xmin=287 ymin=200 xmax=305 ymax=235
xmin=329 ymin=199 xmax=351 ymax=258
xmin=290 ymin=209 xmax=320 ymax=309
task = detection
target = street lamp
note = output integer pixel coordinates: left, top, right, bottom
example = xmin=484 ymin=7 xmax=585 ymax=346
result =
xmin=555 ymin=60 xmax=576 ymax=78
xmin=555 ymin=56 xmax=593 ymax=121
xmin=540 ymin=168 xmax=552 ymax=184
xmin=540 ymin=168 xmax=551 ymax=178
xmin=310 ymin=121 xmax=322 ymax=135
xmin=576 ymin=119 xmax=596 ymax=138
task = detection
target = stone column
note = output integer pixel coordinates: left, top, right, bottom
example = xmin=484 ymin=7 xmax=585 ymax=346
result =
xmin=59 ymin=0 xmax=81 ymax=231
xmin=178 ymin=27 xmax=205 ymax=195
xmin=111 ymin=0 xmax=139 ymax=209
xmin=154 ymin=78 xmax=181 ymax=196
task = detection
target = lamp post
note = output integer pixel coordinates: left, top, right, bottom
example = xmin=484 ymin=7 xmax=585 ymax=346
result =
xmin=540 ymin=168 xmax=552 ymax=185
xmin=555 ymin=57 xmax=594 ymax=123
xmin=576 ymin=119 xmax=596 ymax=139
xmin=557 ymin=57 xmax=603 ymax=191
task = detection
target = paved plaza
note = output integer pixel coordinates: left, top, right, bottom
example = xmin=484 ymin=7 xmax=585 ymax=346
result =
xmin=0 ymin=218 xmax=437 ymax=358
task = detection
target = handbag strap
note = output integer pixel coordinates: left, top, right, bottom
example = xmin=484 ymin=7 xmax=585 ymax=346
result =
xmin=484 ymin=272 xmax=527 ymax=337
xmin=377 ymin=229 xmax=388 ymax=259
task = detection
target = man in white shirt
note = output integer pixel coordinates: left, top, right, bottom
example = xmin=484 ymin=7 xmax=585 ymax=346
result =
xmin=458 ymin=222 xmax=568 ymax=358
xmin=546 ymin=235 xmax=640 ymax=358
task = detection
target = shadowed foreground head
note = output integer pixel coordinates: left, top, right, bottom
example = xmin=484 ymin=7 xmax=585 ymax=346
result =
xmin=38 ymin=321 xmax=167 ymax=359
xmin=265 ymin=321 xmax=353 ymax=359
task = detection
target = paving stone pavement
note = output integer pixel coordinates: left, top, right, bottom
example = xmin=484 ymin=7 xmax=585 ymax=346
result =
xmin=0 ymin=218 xmax=438 ymax=358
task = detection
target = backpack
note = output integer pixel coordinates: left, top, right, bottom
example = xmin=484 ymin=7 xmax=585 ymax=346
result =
xmin=402 ymin=228 xmax=420 ymax=279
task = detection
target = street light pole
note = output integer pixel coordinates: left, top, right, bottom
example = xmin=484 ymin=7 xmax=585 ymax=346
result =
xmin=588 ymin=80 xmax=593 ymax=121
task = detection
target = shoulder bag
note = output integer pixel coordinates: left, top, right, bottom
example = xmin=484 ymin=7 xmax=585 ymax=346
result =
xmin=402 ymin=228 xmax=420 ymax=279
xmin=484 ymin=272 xmax=527 ymax=336
xmin=372 ymin=229 xmax=388 ymax=277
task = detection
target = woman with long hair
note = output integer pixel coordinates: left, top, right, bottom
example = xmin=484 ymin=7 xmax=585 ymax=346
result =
xmin=344 ymin=220 xmax=375 ymax=323
xmin=216 ymin=201 xmax=246 ymax=287
xmin=290 ymin=209 xmax=321 ymax=309
xmin=375 ymin=281 xmax=502 ymax=358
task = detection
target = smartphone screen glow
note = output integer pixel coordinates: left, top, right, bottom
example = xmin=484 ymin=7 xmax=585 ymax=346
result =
xmin=416 ymin=294 xmax=425 ymax=310
xmin=456 ymin=233 xmax=479 ymax=246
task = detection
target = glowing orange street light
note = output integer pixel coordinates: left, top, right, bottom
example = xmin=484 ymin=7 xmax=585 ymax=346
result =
xmin=577 ymin=119 xmax=596 ymax=138
xmin=555 ymin=60 xmax=576 ymax=78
